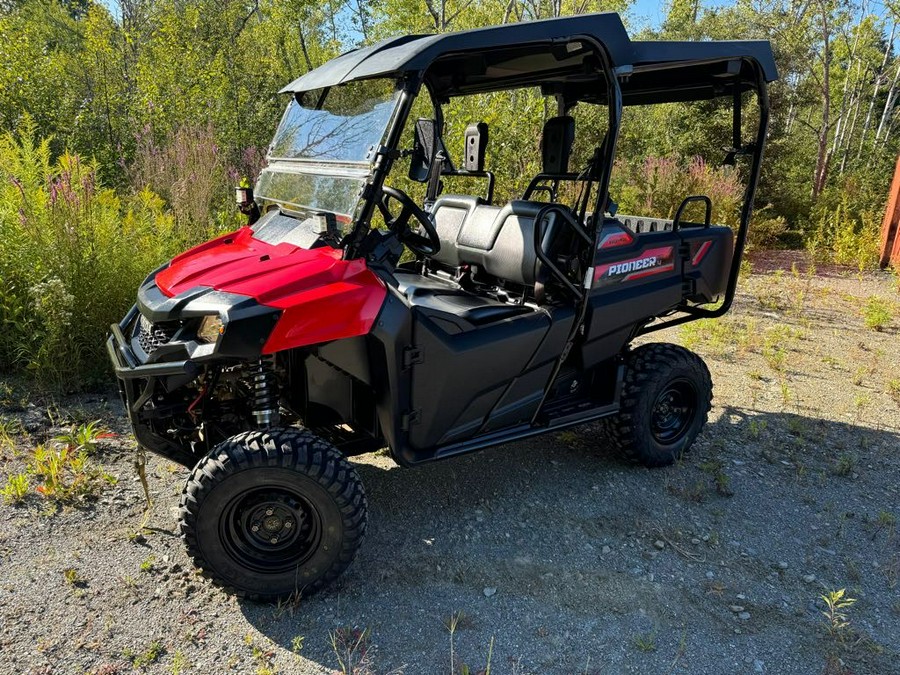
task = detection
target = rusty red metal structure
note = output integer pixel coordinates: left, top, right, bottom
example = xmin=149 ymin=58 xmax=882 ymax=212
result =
xmin=880 ymin=155 xmax=900 ymax=269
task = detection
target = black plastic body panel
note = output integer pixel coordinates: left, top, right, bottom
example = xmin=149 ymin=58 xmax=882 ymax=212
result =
xmin=681 ymin=226 xmax=734 ymax=303
xmin=408 ymin=308 xmax=552 ymax=450
xmin=304 ymin=357 xmax=354 ymax=425
xmin=315 ymin=335 xmax=374 ymax=385
xmin=367 ymin=286 xmax=416 ymax=458
xmin=301 ymin=336 xmax=381 ymax=441
xmin=576 ymin=219 xmax=733 ymax=369
xmin=332 ymin=276 xmax=590 ymax=465
xmin=580 ymin=227 xmax=683 ymax=368
xmin=481 ymin=306 xmax=575 ymax=431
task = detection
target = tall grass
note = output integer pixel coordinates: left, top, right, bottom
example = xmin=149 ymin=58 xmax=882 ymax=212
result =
xmin=130 ymin=123 xmax=228 ymax=228
xmin=0 ymin=118 xmax=216 ymax=386
xmin=611 ymin=156 xmax=743 ymax=227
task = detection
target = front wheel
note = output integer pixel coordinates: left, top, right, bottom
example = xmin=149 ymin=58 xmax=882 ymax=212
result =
xmin=602 ymin=343 xmax=712 ymax=467
xmin=179 ymin=428 xmax=367 ymax=601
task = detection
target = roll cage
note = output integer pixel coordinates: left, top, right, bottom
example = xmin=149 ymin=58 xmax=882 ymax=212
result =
xmin=272 ymin=12 xmax=778 ymax=334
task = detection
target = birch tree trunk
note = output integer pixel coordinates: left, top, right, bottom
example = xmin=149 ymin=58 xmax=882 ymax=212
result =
xmin=876 ymin=60 xmax=900 ymax=143
xmin=857 ymin=22 xmax=894 ymax=159
xmin=812 ymin=0 xmax=832 ymax=198
xmin=831 ymin=15 xmax=863 ymax=156
xmin=839 ymin=81 xmax=862 ymax=173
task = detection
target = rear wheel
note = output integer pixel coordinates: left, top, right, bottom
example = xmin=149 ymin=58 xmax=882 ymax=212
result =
xmin=179 ymin=428 xmax=366 ymax=601
xmin=602 ymin=343 xmax=712 ymax=467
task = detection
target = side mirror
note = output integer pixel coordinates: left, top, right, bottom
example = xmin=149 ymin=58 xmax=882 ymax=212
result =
xmin=409 ymin=119 xmax=437 ymax=182
xmin=408 ymin=118 xmax=453 ymax=182
xmin=464 ymin=122 xmax=488 ymax=171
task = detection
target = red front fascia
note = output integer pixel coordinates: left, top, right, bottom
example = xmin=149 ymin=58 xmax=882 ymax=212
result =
xmin=155 ymin=227 xmax=387 ymax=353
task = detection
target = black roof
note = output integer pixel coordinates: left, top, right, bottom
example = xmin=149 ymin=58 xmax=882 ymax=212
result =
xmin=280 ymin=14 xmax=778 ymax=105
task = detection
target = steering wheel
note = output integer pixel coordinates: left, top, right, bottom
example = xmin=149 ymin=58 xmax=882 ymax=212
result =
xmin=377 ymin=185 xmax=441 ymax=257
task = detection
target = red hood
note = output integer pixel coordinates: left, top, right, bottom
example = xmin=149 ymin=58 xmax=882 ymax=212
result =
xmin=156 ymin=227 xmax=368 ymax=307
xmin=155 ymin=227 xmax=388 ymax=351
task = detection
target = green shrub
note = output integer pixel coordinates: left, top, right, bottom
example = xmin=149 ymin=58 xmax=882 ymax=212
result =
xmin=0 ymin=119 xmax=218 ymax=386
xmin=1 ymin=472 xmax=29 ymax=504
xmin=746 ymin=211 xmax=788 ymax=250
xmin=862 ymin=296 xmax=893 ymax=331
xmin=806 ymin=184 xmax=882 ymax=269
xmin=31 ymin=440 xmax=116 ymax=503
xmin=611 ymin=155 xmax=743 ymax=228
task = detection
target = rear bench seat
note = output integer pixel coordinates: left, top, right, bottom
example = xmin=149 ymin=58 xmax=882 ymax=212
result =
xmin=394 ymin=194 xmax=558 ymax=325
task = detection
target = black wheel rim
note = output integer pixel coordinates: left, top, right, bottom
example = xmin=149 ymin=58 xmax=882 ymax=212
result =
xmin=650 ymin=378 xmax=698 ymax=445
xmin=220 ymin=486 xmax=322 ymax=574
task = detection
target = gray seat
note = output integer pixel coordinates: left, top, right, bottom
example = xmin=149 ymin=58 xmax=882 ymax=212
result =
xmin=425 ymin=194 xmax=488 ymax=269
xmin=393 ymin=196 xmax=561 ymax=326
xmin=428 ymin=195 xmax=557 ymax=287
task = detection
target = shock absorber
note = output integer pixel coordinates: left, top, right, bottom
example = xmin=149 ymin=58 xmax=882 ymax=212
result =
xmin=250 ymin=355 xmax=280 ymax=428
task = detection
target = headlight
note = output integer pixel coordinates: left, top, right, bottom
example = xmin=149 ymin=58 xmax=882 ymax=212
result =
xmin=197 ymin=315 xmax=225 ymax=343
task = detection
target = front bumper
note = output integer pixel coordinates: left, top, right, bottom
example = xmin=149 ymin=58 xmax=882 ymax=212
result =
xmin=107 ymin=306 xmax=204 ymax=467
xmin=106 ymin=305 xmax=201 ymax=381
xmin=108 ymin=278 xmax=282 ymax=467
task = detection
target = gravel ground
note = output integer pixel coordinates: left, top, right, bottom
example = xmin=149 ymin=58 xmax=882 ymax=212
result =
xmin=1 ymin=258 xmax=899 ymax=675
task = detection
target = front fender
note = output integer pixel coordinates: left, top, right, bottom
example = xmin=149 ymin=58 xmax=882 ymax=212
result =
xmin=263 ymin=260 xmax=387 ymax=353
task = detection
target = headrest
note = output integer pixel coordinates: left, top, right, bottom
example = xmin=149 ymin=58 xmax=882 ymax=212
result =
xmin=542 ymin=116 xmax=575 ymax=174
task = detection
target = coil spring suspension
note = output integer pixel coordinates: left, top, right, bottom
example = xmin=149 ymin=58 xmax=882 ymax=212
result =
xmin=251 ymin=355 xmax=279 ymax=428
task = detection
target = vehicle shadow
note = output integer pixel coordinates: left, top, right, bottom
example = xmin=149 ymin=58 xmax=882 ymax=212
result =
xmin=237 ymin=408 xmax=900 ymax=673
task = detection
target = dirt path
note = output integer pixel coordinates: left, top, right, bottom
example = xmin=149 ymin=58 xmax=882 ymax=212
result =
xmin=1 ymin=264 xmax=899 ymax=674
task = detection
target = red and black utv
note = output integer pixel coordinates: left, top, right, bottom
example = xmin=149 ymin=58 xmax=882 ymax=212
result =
xmin=108 ymin=13 xmax=777 ymax=600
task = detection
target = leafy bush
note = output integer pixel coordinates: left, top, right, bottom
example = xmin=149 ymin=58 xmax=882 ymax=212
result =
xmin=806 ymin=179 xmax=883 ymax=269
xmin=611 ymin=155 xmax=743 ymax=228
xmin=53 ymin=420 xmax=112 ymax=454
xmin=0 ymin=119 xmax=216 ymax=385
xmin=862 ymin=296 xmax=893 ymax=331
xmin=31 ymin=443 xmax=110 ymax=501
xmin=1 ymin=472 xmax=29 ymax=504
xmin=746 ymin=211 xmax=789 ymax=250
